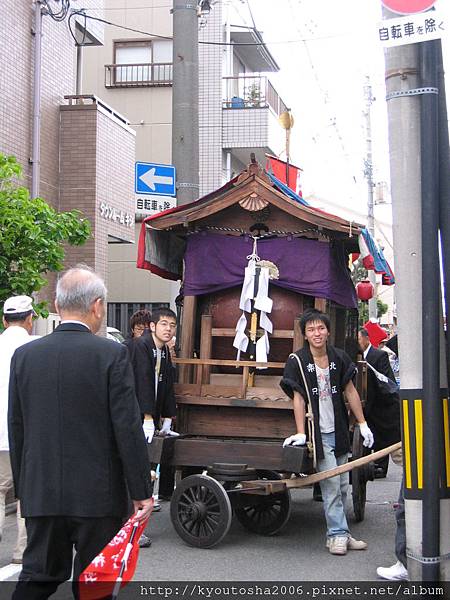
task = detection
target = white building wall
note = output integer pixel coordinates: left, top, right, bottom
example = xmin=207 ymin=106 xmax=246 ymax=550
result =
xmin=199 ymin=2 xmax=224 ymax=196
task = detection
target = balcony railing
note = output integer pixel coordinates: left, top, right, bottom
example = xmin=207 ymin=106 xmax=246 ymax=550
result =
xmin=223 ymin=75 xmax=287 ymax=116
xmin=105 ymin=63 xmax=173 ymax=88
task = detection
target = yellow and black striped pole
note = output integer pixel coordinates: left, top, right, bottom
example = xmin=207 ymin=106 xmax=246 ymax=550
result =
xmin=401 ymin=390 xmax=450 ymax=497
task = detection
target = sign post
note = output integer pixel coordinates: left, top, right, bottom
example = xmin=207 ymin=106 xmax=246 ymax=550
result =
xmin=135 ymin=162 xmax=177 ymax=216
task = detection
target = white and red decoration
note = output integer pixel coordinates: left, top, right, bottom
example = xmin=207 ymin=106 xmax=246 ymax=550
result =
xmin=79 ymin=510 xmax=151 ymax=600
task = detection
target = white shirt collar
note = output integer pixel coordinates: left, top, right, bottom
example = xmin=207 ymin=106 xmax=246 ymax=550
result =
xmin=363 ymin=344 xmax=372 ymax=359
xmin=1 ymin=326 xmax=30 ymax=339
xmin=60 ymin=320 xmax=90 ymax=331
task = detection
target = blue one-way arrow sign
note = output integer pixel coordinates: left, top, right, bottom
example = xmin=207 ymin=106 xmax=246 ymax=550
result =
xmin=135 ymin=162 xmax=176 ymax=197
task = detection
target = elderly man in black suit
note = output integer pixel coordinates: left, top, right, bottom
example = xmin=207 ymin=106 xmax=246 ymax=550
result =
xmin=8 ymin=266 xmax=153 ymax=599
xmin=358 ymin=328 xmax=401 ymax=478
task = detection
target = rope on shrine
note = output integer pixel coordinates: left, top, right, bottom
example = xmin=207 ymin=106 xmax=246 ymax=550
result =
xmin=183 ymin=225 xmax=328 ymax=239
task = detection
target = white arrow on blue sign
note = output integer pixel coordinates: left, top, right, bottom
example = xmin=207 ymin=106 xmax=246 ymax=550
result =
xmin=135 ymin=162 xmax=176 ymax=197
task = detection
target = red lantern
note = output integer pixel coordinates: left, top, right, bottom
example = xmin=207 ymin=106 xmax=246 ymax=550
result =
xmin=356 ymin=280 xmax=374 ymax=301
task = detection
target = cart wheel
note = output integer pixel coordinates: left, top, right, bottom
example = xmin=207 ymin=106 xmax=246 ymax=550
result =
xmin=351 ymin=424 xmax=373 ymax=522
xmin=170 ymin=474 xmax=232 ymax=548
xmin=234 ymin=470 xmax=291 ymax=536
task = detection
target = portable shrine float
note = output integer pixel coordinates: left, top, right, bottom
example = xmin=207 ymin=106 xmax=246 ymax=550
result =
xmin=138 ymin=159 xmax=398 ymax=548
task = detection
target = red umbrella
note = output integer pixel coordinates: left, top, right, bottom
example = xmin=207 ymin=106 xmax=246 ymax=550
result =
xmin=79 ymin=505 xmax=152 ymax=600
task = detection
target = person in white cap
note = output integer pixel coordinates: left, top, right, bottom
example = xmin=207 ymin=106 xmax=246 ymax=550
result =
xmin=0 ymin=295 xmax=39 ymax=564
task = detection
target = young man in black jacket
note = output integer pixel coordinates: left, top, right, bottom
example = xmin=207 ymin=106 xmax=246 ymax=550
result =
xmin=126 ymin=308 xmax=179 ymax=546
xmin=281 ymin=309 xmax=374 ymax=556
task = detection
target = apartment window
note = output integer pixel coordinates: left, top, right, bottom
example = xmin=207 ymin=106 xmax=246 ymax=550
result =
xmin=114 ymin=41 xmax=152 ymax=83
xmin=111 ymin=40 xmax=173 ymax=86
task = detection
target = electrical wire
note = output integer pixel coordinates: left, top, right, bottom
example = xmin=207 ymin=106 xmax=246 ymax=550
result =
xmin=66 ymin=8 xmax=350 ymax=46
xmin=68 ymin=10 xmax=173 ymax=44
xmin=42 ymin=0 xmax=71 ymax=22
xmin=287 ymin=0 xmax=360 ymax=193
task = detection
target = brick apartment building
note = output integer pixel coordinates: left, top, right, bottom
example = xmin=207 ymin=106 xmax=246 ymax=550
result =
xmin=0 ymin=0 xmax=136 ymax=320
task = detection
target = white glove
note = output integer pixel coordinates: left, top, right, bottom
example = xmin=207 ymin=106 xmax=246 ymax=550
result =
xmin=283 ymin=433 xmax=306 ymax=448
xmin=159 ymin=418 xmax=180 ymax=437
xmin=359 ymin=422 xmax=374 ymax=448
xmin=142 ymin=419 xmax=155 ymax=444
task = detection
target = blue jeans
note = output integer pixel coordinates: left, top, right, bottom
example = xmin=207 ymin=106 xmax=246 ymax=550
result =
xmin=317 ymin=432 xmax=349 ymax=538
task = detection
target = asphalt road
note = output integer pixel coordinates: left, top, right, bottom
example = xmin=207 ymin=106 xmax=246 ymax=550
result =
xmin=0 ymin=463 xmax=402 ymax=584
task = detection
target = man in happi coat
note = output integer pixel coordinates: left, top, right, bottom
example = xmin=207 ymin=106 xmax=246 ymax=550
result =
xmin=358 ymin=328 xmax=401 ymax=478
xmin=281 ymin=309 xmax=374 ymax=556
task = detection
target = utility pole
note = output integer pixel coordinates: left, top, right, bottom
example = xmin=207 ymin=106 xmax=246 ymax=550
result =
xmin=172 ymin=0 xmax=200 ymax=205
xmin=31 ymin=0 xmax=43 ymax=199
xmin=383 ymin=4 xmax=449 ymax=581
xmin=363 ymin=77 xmax=377 ymax=319
xmin=383 ymin=9 xmax=423 ymax=581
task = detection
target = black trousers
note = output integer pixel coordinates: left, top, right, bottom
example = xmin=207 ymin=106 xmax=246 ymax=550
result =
xmin=12 ymin=515 xmax=123 ymax=600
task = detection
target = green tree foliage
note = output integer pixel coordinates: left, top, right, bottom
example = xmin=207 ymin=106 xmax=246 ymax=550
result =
xmin=358 ymin=298 xmax=389 ymax=325
xmin=0 ymin=154 xmax=91 ymax=316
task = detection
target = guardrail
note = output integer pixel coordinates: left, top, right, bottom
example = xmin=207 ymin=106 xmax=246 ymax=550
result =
xmin=222 ymin=75 xmax=287 ymax=116
xmin=105 ymin=62 xmax=173 ymax=87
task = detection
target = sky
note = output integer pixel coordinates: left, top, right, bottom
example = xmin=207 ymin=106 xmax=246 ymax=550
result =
xmin=242 ymin=0 xmax=449 ymax=224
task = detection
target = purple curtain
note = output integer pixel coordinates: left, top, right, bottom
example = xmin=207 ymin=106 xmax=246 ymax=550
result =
xmin=183 ymin=233 xmax=357 ymax=308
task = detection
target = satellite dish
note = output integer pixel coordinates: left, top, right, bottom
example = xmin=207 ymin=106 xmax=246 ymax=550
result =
xmin=279 ymin=111 xmax=294 ymax=130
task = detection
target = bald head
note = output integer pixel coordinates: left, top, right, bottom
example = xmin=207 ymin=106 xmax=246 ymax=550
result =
xmin=56 ymin=267 xmax=107 ymax=332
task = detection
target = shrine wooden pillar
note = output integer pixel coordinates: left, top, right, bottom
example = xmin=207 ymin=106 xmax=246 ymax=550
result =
xmin=179 ymin=295 xmax=197 ymax=383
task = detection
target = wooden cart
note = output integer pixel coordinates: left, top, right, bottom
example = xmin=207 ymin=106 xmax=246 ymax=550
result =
xmin=141 ymin=160 xmax=384 ymax=548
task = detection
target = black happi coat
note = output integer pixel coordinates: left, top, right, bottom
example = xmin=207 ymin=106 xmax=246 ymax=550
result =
xmin=365 ymin=346 xmax=401 ymax=449
xmin=280 ymin=344 xmax=357 ymax=460
xmin=125 ymin=333 xmax=176 ymax=422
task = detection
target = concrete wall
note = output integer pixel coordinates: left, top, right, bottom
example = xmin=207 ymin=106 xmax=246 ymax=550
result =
xmin=82 ymin=0 xmax=173 ymax=165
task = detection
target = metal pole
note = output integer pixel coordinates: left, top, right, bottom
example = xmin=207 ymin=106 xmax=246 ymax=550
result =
xmin=436 ymin=39 xmax=450 ymax=584
xmin=363 ymin=77 xmax=377 ymax=320
xmin=31 ymin=0 xmax=43 ymax=199
xmin=419 ymin=38 xmax=441 ymax=582
xmin=172 ymin=0 xmax=199 ymax=205
xmin=76 ymin=44 xmax=83 ymax=96
xmin=383 ymin=7 xmax=423 ymax=580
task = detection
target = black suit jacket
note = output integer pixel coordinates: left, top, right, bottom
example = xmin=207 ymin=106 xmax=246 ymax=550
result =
xmin=124 ymin=333 xmax=176 ymax=421
xmin=364 ymin=345 xmax=401 ymax=448
xmin=8 ymin=323 xmax=152 ymax=518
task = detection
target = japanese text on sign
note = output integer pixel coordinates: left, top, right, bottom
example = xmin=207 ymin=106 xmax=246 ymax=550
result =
xmin=135 ymin=196 xmax=176 ymax=216
xmin=377 ymin=12 xmax=445 ymax=47
xmin=99 ymin=202 xmax=134 ymax=227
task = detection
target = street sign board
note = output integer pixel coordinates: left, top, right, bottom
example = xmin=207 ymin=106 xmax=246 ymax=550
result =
xmin=381 ymin=0 xmax=436 ymax=14
xmin=135 ymin=162 xmax=176 ymax=197
xmin=135 ymin=194 xmax=176 ymax=216
xmin=377 ymin=11 xmax=444 ymax=46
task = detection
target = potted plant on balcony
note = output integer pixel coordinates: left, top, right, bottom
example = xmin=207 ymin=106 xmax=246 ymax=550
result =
xmin=246 ymin=82 xmax=262 ymax=107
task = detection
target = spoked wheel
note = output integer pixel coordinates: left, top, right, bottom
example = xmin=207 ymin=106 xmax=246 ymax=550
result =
xmin=351 ymin=424 xmax=374 ymax=522
xmin=170 ymin=474 xmax=232 ymax=548
xmin=234 ymin=470 xmax=291 ymax=536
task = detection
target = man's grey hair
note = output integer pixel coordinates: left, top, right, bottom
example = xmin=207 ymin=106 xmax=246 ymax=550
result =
xmin=56 ymin=266 xmax=107 ymax=314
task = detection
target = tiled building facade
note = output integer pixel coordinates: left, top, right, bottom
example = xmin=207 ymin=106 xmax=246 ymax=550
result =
xmin=0 ymin=1 xmax=137 ymax=316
